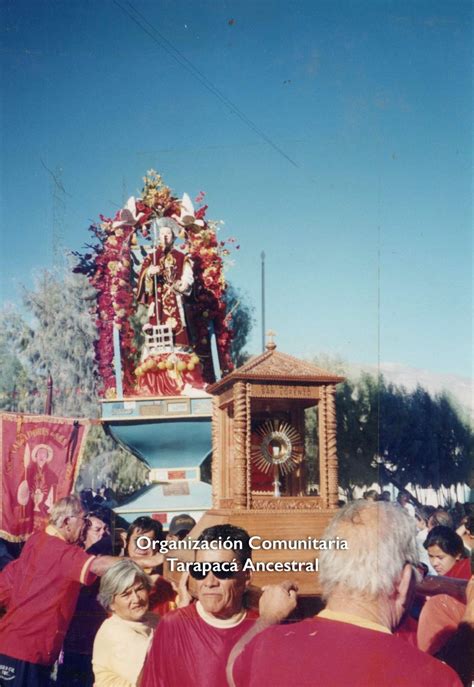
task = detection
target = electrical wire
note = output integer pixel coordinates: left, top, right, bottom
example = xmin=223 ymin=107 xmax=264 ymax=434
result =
xmin=112 ymin=0 xmax=299 ymax=168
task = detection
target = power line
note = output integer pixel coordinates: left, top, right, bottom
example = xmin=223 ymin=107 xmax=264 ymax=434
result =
xmin=112 ymin=0 xmax=299 ymax=169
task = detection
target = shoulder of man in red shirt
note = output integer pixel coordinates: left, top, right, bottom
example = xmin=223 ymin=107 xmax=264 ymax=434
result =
xmin=232 ymin=616 xmax=462 ymax=687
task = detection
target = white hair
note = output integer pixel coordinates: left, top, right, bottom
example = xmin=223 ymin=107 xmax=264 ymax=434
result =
xmin=152 ymin=217 xmax=181 ymax=239
xmin=98 ymin=559 xmax=151 ymax=612
xmin=319 ymin=500 xmax=419 ymax=600
xmin=49 ymin=495 xmax=83 ymax=528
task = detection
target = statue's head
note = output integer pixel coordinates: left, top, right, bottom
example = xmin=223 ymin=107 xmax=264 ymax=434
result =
xmin=151 ymin=217 xmax=181 ymax=250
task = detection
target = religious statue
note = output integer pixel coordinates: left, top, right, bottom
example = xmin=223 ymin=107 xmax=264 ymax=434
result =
xmin=136 ymin=218 xmax=194 ymax=350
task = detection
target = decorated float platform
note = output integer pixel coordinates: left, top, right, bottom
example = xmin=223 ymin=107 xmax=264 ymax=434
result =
xmin=77 ymin=170 xmax=346 ymax=601
xmin=101 ymin=394 xmax=213 ymax=525
xmin=75 ymin=171 xmax=235 ymax=522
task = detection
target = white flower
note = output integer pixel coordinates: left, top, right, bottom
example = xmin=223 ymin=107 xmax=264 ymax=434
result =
xmin=174 ymin=193 xmax=205 ymax=228
xmin=112 ymin=196 xmax=144 ymax=230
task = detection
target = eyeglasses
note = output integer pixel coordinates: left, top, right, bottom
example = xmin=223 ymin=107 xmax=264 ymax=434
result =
xmin=188 ymin=562 xmax=241 ymax=581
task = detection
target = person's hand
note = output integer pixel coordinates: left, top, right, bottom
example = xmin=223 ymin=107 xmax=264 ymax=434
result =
xmin=175 ymin=571 xmax=193 ymax=608
xmin=259 ymin=581 xmax=298 ymax=625
xmin=148 ymin=265 xmax=161 ymax=276
xmin=132 ymin=551 xmax=165 ymax=569
xmin=462 ymin=576 xmax=474 ymax=624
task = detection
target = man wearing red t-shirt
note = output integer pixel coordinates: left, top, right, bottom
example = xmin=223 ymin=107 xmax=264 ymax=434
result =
xmin=230 ymin=502 xmax=462 ymax=687
xmin=141 ymin=524 xmax=297 ymax=687
xmin=0 ymin=495 xmax=163 ymax=687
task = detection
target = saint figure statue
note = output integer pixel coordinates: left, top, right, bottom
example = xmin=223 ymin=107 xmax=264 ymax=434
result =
xmin=136 ymin=218 xmax=194 ymax=349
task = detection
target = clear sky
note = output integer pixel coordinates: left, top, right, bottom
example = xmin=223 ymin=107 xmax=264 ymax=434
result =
xmin=1 ymin=0 xmax=472 ymax=378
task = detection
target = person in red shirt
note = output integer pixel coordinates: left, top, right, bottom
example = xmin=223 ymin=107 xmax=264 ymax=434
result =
xmin=424 ymin=526 xmax=471 ymax=579
xmin=0 ymin=495 xmax=163 ymax=687
xmin=417 ymin=525 xmax=472 ymax=666
xmin=141 ymin=524 xmax=297 ymax=687
xmin=229 ymin=501 xmax=462 ymax=687
xmin=56 ymin=507 xmax=113 ymax=687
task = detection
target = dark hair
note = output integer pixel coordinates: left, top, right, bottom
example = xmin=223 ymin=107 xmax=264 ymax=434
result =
xmin=415 ymin=507 xmax=429 ymax=526
xmin=80 ymin=489 xmax=94 ymax=511
xmin=465 ymin=516 xmax=474 ymax=535
xmin=397 ymin=491 xmax=411 ymax=503
xmin=86 ymin=506 xmax=112 ymax=529
xmin=126 ymin=516 xmax=164 ymax=549
xmin=198 ymin=524 xmax=251 ymax=566
xmin=424 ymin=526 xmax=466 ymax=558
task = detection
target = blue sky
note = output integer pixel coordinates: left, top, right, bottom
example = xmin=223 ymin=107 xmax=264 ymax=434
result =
xmin=1 ymin=0 xmax=472 ymax=378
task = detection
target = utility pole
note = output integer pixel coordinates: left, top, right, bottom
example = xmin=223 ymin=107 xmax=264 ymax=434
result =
xmin=41 ymin=159 xmax=67 ymax=271
xmin=51 ymin=165 xmax=66 ymax=270
xmin=260 ymin=251 xmax=266 ymax=353
xmin=44 ymin=374 xmax=53 ymax=415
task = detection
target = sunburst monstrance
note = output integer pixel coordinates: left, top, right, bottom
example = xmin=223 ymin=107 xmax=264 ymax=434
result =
xmin=195 ymin=340 xmax=345 ymax=594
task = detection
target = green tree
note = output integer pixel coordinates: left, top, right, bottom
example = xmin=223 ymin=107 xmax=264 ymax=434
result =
xmin=336 ymin=374 xmax=380 ymax=497
xmin=0 ymin=308 xmax=34 ymax=412
xmin=0 ymin=269 xmax=147 ymax=493
xmin=20 ymin=270 xmax=99 ymax=416
xmin=305 ymin=356 xmax=473 ymax=498
xmin=225 ymin=283 xmax=255 ymax=367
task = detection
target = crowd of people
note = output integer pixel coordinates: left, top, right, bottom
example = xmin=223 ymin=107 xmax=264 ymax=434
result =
xmin=0 ymin=491 xmax=472 ymax=686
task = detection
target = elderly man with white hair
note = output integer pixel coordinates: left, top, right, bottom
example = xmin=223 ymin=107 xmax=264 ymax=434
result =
xmin=0 ymin=495 xmax=163 ymax=687
xmin=230 ymin=501 xmax=461 ymax=687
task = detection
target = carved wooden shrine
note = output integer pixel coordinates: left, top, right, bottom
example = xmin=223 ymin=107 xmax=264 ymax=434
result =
xmin=194 ymin=340 xmax=345 ymax=595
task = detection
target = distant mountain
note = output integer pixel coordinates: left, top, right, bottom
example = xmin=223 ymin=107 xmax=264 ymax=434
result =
xmin=348 ymin=362 xmax=473 ymax=422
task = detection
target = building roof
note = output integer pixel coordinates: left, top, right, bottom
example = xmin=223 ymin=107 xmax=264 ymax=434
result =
xmin=208 ymin=346 xmax=345 ymax=394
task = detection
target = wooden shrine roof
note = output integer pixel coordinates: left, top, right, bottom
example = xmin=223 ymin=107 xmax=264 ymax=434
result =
xmin=208 ymin=347 xmax=345 ymax=394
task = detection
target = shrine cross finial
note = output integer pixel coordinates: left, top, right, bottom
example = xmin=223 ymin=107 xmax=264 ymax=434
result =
xmin=265 ymin=330 xmax=277 ymax=351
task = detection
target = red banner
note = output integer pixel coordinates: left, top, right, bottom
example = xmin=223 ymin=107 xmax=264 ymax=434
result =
xmin=0 ymin=413 xmax=90 ymax=541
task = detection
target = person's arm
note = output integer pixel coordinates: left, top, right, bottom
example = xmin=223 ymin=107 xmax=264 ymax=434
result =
xmin=0 ymin=558 xmax=19 ymax=608
xmin=93 ymin=665 xmax=134 ymax=687
xmin=90 ymin=551 xmax=165 ymax=577
xmin=226 ymin=581 xmax=298 ymax=687
xmin=436 ymin=577 xmax=474 ymax=687
xmin=416 ymin=575 xmax=467 ymax=603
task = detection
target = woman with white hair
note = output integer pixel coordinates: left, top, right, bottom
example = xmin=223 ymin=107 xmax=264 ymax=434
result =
xmin=93 ymin=559 xmax=159 ymax=687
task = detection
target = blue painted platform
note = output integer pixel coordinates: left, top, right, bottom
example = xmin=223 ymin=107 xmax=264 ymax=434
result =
xmin=113 ymin=481 xmax=212 ymax=527
xmin=101 ymin=394 xmax=213 ymax=523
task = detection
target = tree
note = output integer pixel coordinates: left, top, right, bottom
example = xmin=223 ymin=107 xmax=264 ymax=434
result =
xmin=0 ymin=308 xmax=34 ymax=412
xmin=304 ymin=356 xmax=473 ymax=498
xmin=0 ymin=268 xmax=147 ymax=492
xmin=20 ymin=269 xmax=99 ymax=416
xmin=336 ymin=374 xmax=380 ymax=497
xmin=225 ymin=283 xmax=255 ymax=367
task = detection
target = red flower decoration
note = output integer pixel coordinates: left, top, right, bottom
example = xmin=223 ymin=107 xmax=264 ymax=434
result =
xmin=75 ymin=172 xmax=237 ymax=394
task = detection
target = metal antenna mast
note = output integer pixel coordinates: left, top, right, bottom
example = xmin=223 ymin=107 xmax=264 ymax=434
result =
xmin=261 ymin=251 xmax=266 ymax=353
xmin=41 ymin=160 xmax=67 ymax=270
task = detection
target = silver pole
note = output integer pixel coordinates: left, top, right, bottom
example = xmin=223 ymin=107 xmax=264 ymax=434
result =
xmin=261 ymin=251 xmax=266 ymax=352
xmin=152 ymin=220 xmax=160 ymax=325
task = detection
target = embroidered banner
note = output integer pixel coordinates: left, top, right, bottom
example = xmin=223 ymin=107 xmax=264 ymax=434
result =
xmin=0 ymin=413 xmax=90 ymax=541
